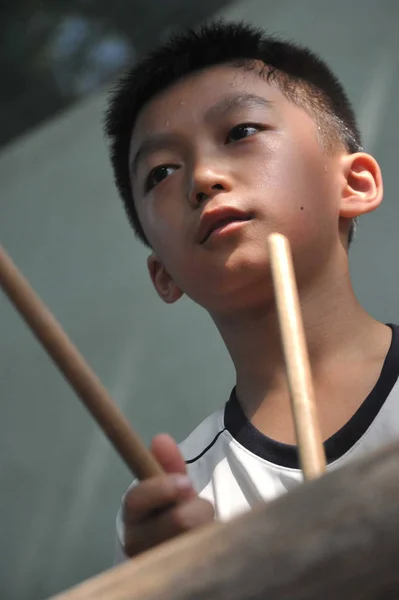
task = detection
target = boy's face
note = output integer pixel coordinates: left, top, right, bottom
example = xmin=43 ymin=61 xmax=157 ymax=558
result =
xmin=129 ymin=65 xmax=354 ymax=312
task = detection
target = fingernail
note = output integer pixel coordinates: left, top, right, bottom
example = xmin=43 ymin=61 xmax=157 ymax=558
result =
xmin=172 ymin=475 xmax=192 ymax=490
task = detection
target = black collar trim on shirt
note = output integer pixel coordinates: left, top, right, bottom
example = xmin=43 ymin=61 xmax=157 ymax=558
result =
xmin=224 ymin=324 xmax=399 ymax=469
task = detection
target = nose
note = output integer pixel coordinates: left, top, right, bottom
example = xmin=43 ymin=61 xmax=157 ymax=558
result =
xmin=189 ymin=162 xmax=233 ymax=208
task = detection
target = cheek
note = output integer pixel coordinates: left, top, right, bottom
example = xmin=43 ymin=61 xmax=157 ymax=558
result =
xmin=139 ymin=195 xmax=181 ymax=248
xmin=140 ymin=204 xmax=197 ymax=286
xmin=255 ymin=143 xmax=338 ymax=234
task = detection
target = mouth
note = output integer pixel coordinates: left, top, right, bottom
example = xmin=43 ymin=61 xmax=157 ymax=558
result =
xmin=198 ymin=208 xmax=252 ymax=244
xmin=203 ymin=217 xmax=251 ymax=243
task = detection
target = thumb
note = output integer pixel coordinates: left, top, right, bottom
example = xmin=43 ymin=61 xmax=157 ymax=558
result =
xmin=150 ymin=433 xmax=187 ymax=475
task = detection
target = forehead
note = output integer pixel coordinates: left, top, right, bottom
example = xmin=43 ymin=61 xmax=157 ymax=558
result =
xmin=130 ymin=64 xmax=287 ymax=144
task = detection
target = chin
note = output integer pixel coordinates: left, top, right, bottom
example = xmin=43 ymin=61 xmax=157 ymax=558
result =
xmin=221 ymin=239 xmax=269 ymax=273
xmin=188 ymin=250 xmax=272 ymax=312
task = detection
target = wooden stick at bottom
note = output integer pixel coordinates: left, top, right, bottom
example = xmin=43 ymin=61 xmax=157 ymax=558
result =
xmin=50 ymin=440 xmax=399 ymax=600
xmin=267 ymin=233 xmax=326 ymax=480
xmin=0 ymin=244 xmax=162 ymax=480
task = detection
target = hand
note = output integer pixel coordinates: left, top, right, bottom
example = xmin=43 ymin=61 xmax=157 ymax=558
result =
xmin=122 ymin=433 xmax=214 ymax=557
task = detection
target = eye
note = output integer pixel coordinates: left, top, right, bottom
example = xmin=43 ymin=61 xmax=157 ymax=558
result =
xmin=226 ymin=123 xmax=264 ymax=143
xmin=145 ymin=165 xmax=179 ymax=193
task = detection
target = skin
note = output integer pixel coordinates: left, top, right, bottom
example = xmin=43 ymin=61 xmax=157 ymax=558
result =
xmin=122 ymin=63 xmax=391 ymax=556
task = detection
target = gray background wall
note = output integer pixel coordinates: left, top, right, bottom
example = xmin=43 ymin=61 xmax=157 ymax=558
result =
xmin=1 ymin=1 xmax=398 ymax=598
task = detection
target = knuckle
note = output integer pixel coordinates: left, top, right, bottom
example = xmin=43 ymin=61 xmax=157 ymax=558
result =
xmin=201 ymin=498 xmax=215 ymax=521
xmin=169 ymin=498 xmax=214 ymax=532
xmin=159 ymin=477 xmax=180 ymax=504
xmin=193 ymin=498 xmax=215 ymax=525
xmin=170 ymin=506 xmax=192 ymax=532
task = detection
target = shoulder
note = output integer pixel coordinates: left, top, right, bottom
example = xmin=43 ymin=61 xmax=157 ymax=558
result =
xmin=120 ymin=409 xmax=226 ymax=501
xmin=179 ymin=408 xmax=225 ymax=463
xmin=179 ymin=408 xmax=231 ymax=497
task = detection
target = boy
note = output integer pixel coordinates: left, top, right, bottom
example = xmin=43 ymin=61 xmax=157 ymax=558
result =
xmin=104 ymin=20 xmax=399 ymax=560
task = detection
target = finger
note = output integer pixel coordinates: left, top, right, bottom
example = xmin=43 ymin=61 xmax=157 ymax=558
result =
xmin=150 ymin=433 xmax=187 ymax=474
xmin=123 ymin=474 xmax=194 ymax=524
xmin=124 ymin=497 xmax=215 ymax=557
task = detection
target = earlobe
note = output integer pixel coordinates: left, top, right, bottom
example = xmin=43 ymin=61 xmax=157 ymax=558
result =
xmin=340 ymin=152 xmax=383 ymax=218
xmin=147 ymin=253 xmax=183 ymax=304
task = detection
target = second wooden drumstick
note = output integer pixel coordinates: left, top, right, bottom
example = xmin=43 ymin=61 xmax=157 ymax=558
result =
xmin=268 ymin=233 xmax=326 ymax=480
xmin=0 ymin=244 xmax=163 ymax=480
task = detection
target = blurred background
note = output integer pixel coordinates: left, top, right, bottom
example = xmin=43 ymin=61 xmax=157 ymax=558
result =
xmin=1 ymin=1 xmax=398 ymax=598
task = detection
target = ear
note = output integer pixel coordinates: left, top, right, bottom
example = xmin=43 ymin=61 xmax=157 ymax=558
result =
xmin=147 ymin=253 xmax=183 ymax=304
xmin=339 ymin=152 xmax=383 ymax=218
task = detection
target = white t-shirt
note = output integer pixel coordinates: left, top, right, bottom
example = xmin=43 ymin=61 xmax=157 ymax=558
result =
xmin=115 ymin=323 xmax=399 ymax=560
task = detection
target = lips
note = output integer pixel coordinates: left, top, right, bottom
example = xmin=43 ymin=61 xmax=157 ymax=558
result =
xmin=198 ymin=207 xmax=252 ymax=244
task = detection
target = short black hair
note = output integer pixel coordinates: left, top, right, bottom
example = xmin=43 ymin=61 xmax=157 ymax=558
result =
xmin=104 ymin=20 xmax=362 ymax=247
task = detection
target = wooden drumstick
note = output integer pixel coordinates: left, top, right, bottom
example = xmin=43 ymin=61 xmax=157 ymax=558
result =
xmin=0 ymin=244 xmax=162 ymax=480
xmin=268 ymin=233 xmax=326 ymax=480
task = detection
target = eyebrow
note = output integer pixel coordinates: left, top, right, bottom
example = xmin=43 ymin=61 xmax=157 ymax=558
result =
xmin=204 ymin=93 xmax=273 ymax=121
xmin=130 ymin=93 xmax=273 ymax=176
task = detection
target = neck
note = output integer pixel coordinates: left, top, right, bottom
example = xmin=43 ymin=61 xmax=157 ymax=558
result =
xmin=211 ymin=250 xmax=385 ymax=420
